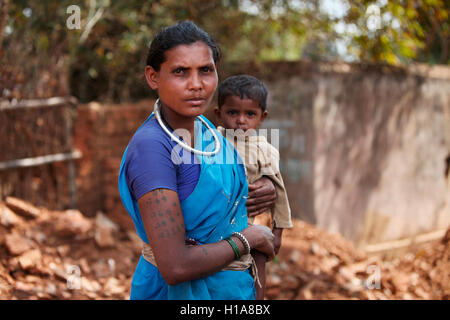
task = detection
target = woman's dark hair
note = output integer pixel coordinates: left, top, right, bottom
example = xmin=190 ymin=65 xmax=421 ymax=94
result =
xmin=218 ymin=75 xmax=268 ymax=111
xmin=146 ymin=21 xmax=221 ymax=71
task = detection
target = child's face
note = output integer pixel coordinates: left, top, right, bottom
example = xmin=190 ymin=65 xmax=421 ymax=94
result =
xmin=145 ymin=41 xmax=218 ymax=121
xmin=214 ymin=96 xmax=267 ymax=132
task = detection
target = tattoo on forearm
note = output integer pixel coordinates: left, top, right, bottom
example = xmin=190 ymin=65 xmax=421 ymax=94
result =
xmin=144 ymin=189 xmax=185 ymax=240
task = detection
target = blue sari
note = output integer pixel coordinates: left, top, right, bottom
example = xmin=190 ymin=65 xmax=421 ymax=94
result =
xmin=118 ymin=111 xmax=255 ymax=300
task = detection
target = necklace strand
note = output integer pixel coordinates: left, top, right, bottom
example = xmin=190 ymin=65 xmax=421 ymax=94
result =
xmin=154 ymin=99 xmax=221 ymax=156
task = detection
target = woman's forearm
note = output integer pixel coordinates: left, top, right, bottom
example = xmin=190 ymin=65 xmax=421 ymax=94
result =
xmin=138 ymin=188 xmax=274 ymax=285
xmin=138 ymin=188 xmax=251 ymax=285
xmin=168 ymin=225 xmax=274 ymax=284
xmin=169 ymin=235 xmax=246 ymax=285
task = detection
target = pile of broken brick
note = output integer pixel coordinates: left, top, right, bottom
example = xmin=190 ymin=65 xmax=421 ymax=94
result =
xmin=0 ymin=197 xmax=141 ymax=299
xmin=265 ymin=219 xmax=449 ymax=300
xmin=1 ymin=197 xmax=448 ymax=300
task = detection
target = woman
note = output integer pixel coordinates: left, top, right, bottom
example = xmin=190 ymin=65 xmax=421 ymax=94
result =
xmin=118 ymin=21 xmax=276 ymax=300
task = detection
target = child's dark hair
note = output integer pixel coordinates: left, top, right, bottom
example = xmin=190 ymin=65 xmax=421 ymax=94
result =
xmin=218 ymin=75 xmax=268 ymax=111
xmin=147 ymin=21 xmax=221 ymax=71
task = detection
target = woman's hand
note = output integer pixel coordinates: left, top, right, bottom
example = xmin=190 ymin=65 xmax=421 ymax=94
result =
xmin=246 ymin=176 xmax=277 ymax=217
xmin=241 ymin=224 xmax=275 ymax=261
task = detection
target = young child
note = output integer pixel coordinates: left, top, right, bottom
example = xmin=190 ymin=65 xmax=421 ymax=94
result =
xmin=214 ymin=74 xmax=293 ymax=299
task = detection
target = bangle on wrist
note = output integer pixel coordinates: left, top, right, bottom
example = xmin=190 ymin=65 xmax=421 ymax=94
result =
xmin=225 ymin=237 xmax=241 ymax=259
xmin=231 ymin=231 xmax=251 ymax=255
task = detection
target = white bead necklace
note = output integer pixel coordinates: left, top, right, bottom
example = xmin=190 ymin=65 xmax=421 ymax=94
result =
xmin=153 ymin=99 xmax=221 ymax=156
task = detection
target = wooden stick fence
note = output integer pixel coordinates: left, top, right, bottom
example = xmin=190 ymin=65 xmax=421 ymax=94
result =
xmin=0 ymin=96 xmax=82 ymax=209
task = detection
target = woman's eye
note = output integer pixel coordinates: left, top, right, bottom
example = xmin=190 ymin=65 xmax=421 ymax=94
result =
xmin=173 ymin=68 xmax=184 ymax=74
xmin=200 ymin=66 xmax=212 ymax=73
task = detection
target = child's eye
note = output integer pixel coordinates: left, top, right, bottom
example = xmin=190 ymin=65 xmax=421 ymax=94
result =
xmin=227 ymin=110 xmax=237 ymax=115
xmin=247 ymin=112 xmax=256 ymax=117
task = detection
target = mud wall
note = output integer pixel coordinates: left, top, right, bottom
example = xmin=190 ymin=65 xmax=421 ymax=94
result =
xmin=74 ymin=61 xmax=450 ymax=246
xmin=74 ymin=100 xmax=154 ymax=229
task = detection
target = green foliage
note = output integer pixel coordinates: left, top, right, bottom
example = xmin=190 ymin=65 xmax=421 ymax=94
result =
xmin=2 ymin=0 xmax=448 ymax=102
xmin=343 ymin=0 xmax=449 ymax=65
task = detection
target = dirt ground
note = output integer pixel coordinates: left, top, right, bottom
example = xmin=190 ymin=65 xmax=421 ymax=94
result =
xmin=0 ymin=197 xmax=448 ymax=300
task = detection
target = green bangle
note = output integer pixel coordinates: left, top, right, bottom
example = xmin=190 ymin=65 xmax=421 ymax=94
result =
xmin=230 ymin=238 xmax=241 ymax=259
xmin=225 ymin=237 xmax=241 ymax=259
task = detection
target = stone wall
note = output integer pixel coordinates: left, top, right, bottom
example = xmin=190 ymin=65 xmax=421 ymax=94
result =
xmin=74 ymin=61 xmax=450 ymax=247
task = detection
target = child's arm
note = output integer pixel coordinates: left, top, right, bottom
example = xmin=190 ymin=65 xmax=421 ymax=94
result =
xmin=251 ymin=249 xmax=267 ymax=300
xmin=273 ymin=227 xmax=283 ymax=254
xmin=247 ymin=176 xmax=277 ymax=217
xmin=258 ymin=141 xmax=293 ymax=230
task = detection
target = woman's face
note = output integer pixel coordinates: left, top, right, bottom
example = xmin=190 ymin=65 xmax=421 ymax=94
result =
xmin=145 ymin=41 xmax=218 ymax=120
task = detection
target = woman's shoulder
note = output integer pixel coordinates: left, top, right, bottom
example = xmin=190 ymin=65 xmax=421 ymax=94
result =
xmin=129 ymin=118 xmax=172 ymax=149
xmin=125 ymin=118 xmax=176 ymax=165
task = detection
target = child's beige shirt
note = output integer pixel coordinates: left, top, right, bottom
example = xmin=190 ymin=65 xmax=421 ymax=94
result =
xmin=218 ymin=126 xmax=293 ymax=229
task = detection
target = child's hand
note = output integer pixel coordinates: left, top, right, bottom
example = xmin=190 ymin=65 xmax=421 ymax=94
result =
xmin=246 ymin=176 xmax=276 ymax=217
xmin=273 ymin=228 xmax=283 ymax=255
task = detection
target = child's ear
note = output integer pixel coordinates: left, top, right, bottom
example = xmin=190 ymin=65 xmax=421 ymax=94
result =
xmin=259 ymin=110 xmax=268 ymax=124
xmin=145 ymin=66 xmax=159 ymax=90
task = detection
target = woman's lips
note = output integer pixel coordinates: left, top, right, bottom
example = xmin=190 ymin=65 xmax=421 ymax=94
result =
xmin=185 ymin=98 xmax=206 ymax=106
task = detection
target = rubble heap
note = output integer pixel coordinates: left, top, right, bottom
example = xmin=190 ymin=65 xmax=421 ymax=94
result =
xmin=0 ymin=197 xmax=448 ymax=300
xmin=266 ymin=219 xmax=450 ymax=300
xmin=0 ymin=197 xmax=141 ymax=299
